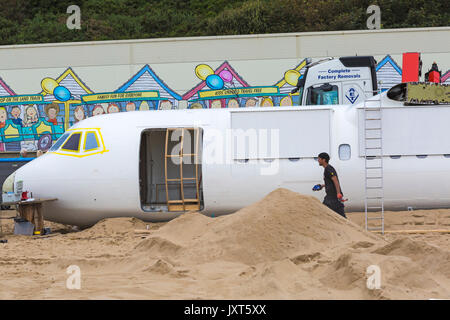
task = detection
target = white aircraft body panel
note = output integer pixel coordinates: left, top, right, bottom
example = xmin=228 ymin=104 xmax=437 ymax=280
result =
xmin=10 ymin=93 xmax=450 ymax=226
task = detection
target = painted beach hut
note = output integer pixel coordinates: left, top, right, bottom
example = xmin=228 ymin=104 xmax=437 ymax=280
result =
xmin=376 ymin=55 xmax=402 ymax=92
xmin=182 ymin=61 xmax=249 ymax=109
xmin=114 ymin=64 xmax=182 ymax=110
xmin=183 ymin=61 xmax=288 ymax=108
xmin=40 ymin=67 xmax=94 ymax=130
xmin=79 ymin=64 xmax=181 ymax=117
xmin=40 ymin=68 xmax=93 ymax=102
xmin=0 ymin=76 xmax=15 ymax=97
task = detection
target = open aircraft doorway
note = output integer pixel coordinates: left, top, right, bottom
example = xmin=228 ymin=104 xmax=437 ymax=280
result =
xmin=139 ymin=127 xmax=204 ymax=213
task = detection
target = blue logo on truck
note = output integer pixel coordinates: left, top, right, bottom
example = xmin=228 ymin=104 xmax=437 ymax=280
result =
xmin=345 ymin=88 xmax=359 ymax=104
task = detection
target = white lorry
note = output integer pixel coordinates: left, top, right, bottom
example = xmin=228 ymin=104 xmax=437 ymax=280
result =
xmin=291 ymin=56 xmax=378 ymax=106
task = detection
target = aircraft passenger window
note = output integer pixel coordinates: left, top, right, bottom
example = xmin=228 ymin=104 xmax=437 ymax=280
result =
xmin=61 ymin=132 xmax=82 ymax=152
xmin=306 ymin=83 xmax=339 ymax=105
xmin=339 ymin=144 xmax=351 ymax=160
xmin=49 ymin=132 xmax=70 ymax=151
xmin=84 ymin=132 xmax=99 ymax=151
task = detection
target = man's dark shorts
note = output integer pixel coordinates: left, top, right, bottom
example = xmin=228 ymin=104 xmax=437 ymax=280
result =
xmin=323 ymin=198 xmax=346 ymax=218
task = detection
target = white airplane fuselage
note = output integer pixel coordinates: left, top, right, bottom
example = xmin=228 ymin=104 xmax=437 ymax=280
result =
xmin=10 ymin=92 xmax=450 ymax=226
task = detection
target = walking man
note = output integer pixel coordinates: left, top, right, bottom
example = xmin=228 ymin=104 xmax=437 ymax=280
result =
xmin=316 ymin=152 xmax=346 ymax=218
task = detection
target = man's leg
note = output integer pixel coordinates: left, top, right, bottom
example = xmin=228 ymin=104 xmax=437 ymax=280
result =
xmin=323 ymin=199 xmax=347 ymax=218
xmin=335 ymin=204 xmax=346 ymax=218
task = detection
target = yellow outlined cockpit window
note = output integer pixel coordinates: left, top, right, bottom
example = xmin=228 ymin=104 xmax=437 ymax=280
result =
xmin=49 ymin=128 xmax=108 ymax=158
xmin=61 ymin=132 xmax=82 ymax=152
xmin=84 ymin=131 xmax=99 ymax=151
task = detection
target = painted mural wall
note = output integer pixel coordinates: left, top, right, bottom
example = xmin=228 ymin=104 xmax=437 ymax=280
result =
xmin=0 ymin=55 xmax=448 ymax=152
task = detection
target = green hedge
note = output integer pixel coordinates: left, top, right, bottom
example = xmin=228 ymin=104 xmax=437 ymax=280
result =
xmin=0 ymin=0 xmax=448 ymax=45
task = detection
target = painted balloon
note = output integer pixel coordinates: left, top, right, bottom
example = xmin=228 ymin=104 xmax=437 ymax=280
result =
xmin=195 ymin=64 xmax=214 ymax=81
xmin=219 ymin=70 xmax=233 ymax=83
xmin=53 ymin=86 xmax=71 ymax=102
xmin=41 ymin=78 xmax=59 ymax=94
xmin=284 ymin=69 xmax=301 ymax=86
xmin=206 ymin=74 xmax=224 ymax=90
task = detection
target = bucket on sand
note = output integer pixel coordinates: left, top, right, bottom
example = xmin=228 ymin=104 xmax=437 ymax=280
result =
xmin=13 ymin=217 xmax=34 ymax=236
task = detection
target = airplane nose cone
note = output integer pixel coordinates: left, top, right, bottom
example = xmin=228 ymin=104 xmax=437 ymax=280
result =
xmin=1 ymin=170 xmax=21 ymax=204
xmin=2 ymin=170 xmax=16 ymax=194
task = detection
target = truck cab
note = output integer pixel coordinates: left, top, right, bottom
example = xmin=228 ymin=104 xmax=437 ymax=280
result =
xmin=296 ymin=56 xmax=378 ymax=106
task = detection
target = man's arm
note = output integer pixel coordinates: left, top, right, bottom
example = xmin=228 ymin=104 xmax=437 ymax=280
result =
xmin=331 ymin=176 xmax=342 ymax=197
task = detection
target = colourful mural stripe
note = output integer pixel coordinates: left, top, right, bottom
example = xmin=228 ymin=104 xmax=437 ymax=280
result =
xmin=0 ymin=55 xmax=446 ymax=152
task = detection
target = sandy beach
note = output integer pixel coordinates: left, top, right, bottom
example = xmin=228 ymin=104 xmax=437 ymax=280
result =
xmin=1 ymin=188 xmax=449 ymax=300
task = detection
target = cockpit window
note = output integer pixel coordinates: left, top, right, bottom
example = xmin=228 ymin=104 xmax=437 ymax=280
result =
xmin=48 ymin=128 xmax=107 ymax=157
xmin=49 ymin=132 xmax=70 ymax=151
xmin=84 ymin=131 xmax=99 ymax=151
xmin=61 ymin=132 xmax=82 ymax=152
xmin=306 ymin=84 xmax=339 ymax=105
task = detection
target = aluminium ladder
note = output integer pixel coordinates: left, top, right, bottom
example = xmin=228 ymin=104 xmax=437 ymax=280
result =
xmin=164 ymin=128 xmax=201 ymax=212
xmin=363 ymin=99 xmax=385 ymax=234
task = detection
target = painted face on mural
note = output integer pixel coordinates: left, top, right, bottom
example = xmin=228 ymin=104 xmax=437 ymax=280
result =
xmin=190 ymin=103 xmax=203 ymax=109
xmin=107 ymin=104 xmax=120 ymax=113
xmin=210 ymin=100 xmax=222 ymax=109
xmin=245 ymin=98 xmax=257 ymax=107
xmin=261 ymin=98 xmax=273 ymax=107
xmin=159 ymin=100 xmax=173 ymax=110
xmin=74 ymin=106 xmax=85 ymax=122
xmin=280 ymin=96 xmax=292 ymax=106
xmin=0 ymin=108 xmax=7 ymax=123
xmin=92 ymin=105 xmax=105 ymax=116
xmin=26 ymin=106 xmax=38 ymax=120
xmin=11 ymin=107 xmax=21 ymax=119
xmin=48 ymin=107 xmax=57 ymax=119
xmin=227 ymin=99 xmax=239 ymax=108
xmin=126 ymin=102 xmax=136 ymax=112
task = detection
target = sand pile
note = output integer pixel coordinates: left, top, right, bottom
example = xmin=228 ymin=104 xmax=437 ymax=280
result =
xmin=374 ymin=238 xmax=450 ymax=279
xmin=131 ymin=188 xmax=450 ymax=299
xmin=315 ymin=240 xmax=450 ymax=299
xmin=70 ymin=217 xmax=148 ymax=239
xmin=136 ymin=188 xmax=381 ymax=265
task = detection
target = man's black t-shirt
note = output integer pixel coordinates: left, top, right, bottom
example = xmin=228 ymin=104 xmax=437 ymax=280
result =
xmin=323 ymin=164 xmax=343 ymax=199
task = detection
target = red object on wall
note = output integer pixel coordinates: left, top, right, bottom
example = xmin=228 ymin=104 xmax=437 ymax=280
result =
xmin=428 ymin=71 xmax=441 ymax=83
xmin=402 ymin=52 xmax=421 ymax=82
